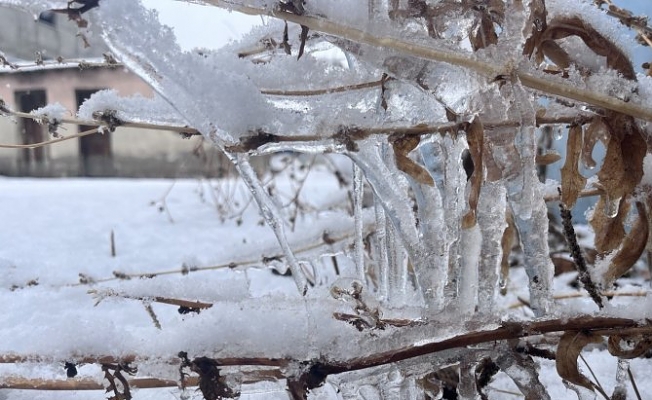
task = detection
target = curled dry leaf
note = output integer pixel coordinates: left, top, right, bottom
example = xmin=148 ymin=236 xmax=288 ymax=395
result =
xmin=602 ymin=202 xmax=648 ymax=286
xmin=590 ymin=196 xmax=629 ymax=253
xmin=390 ymin=133 xmax=434 ymax=186
xmin=556 ymin=330 xmax=603 ymax=392
xmin=560 ymin=124 xmax=586 ymax=208
xmin=535 ymin=16 xmax=635 ymax=79
xmin=471 ymin=13 xmax=498 ymax=51
xmin=608 ymin=334 xmax=652 ymax=359
xmin=581 ymin=118 xmax=608 ymax=170
xmin=590 ymin=113 xmax=646 ymax=253
xmin=463 ymin=117 xmax=484 ymax=228
xmin=535 ymin=151 xmax=561 ymax=166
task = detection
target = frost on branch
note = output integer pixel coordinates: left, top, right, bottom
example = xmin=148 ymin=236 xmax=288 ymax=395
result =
xmin=2 ymin=0 xmax=652 ymax=398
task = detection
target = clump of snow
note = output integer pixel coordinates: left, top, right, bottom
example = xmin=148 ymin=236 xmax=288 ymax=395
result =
xmin=76 ymin=89 xmax=187 ymax=127
xmin=30 ymin=102 xmax=67 ymax=123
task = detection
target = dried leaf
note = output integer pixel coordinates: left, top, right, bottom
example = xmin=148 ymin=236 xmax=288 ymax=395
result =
xmin=590 ymin=197 xmax=629 ymax=253
xmin=540 ymin=16 xmax=635 ymax=79
xmin=556 ymin=331 xmax=603 ymax=391
xmin=471 ymin=14 xmax=498 ymax=51
xmin=540 ymin=40 xmax=571 ymax=69
xmin=297 ymin=25 xmax=309 ymax=60
xmin=608 ymin=334 xmax=652 ymax=359
xmin=591 ymin=113 xmax=646 ymax=253
xmin=391 ymin=134 xmax=434 ymax=186
xmin=560 ymin=124 xmax=586 ymax=208
xmin=603 ymin=202 xmax=648 ymax=285
xmin=535 ymin=151 xmax=561 ymax=165
xmin=598 ymin=113 xmax=646 ymax=206
xmin=463 ymin=118 xmax=484 ymax=228
xmin=581 ymin=119 xmax=609 ymax=169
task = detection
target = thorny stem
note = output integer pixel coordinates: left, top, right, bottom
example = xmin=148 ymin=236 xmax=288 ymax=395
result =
xmin=199 ymin=0 xmax=652 ymax=121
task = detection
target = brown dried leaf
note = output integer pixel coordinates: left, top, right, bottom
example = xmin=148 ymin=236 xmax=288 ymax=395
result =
xmin=391 ymin=134 xmax=434 ymax=186
xmin=591 ymin=113 xmax=646 ymax=253
xmin=551 ymin=256 xmax=576 ymax=276
xmin=608 ymin=334 xmax=652 ymax=359
xmin=471 ymin=14 xmax=498 ymax=51
xmin=598 ymin=113 xmax=646 ymax=206
xmin=560 ymin=124 xmax=586 ymax=208
xmin=540 ymin=17 xmax=635 ymax=79
xmin=603 ymin=202 xmax=648 ymax=285
xmin=581 ymin=119 xmax=609 ymax=169
xmin=297 ymin=25 xmax=309 ymax=60
xmin=523 ymin=0 xmax=547 ymax=58
xmin=535 ymin=151 xmax=562 ymax=165
xmin=556 ymin=331 xmax=603 ymax=391
xmin=590 ymin=197 xmax=629 ymax=253
xmin=463 ymin=117 xmax=484 ymax=228
xmin=540 ymin=40 xmax=571 ymax=69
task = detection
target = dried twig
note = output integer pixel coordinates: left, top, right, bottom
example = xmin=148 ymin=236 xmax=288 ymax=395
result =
xmin=558 ymin=192 xmax=604 ymax=308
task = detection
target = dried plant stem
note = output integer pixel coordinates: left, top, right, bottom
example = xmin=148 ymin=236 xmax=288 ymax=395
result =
xmin=72 ymin=223 xmax=372 ymax=286
xmin=628 ymin=367 xmax=642 ymax=400
xmin=0 ymin=107 xmax=199 ymax=135
xmin=559 ymin=199 xmax=604 ymax=308
xmin=88 ymin=289 xmax=213 ymax=310
xmin=1 ymin=316 xmax=649 ymax=375
xmin=260 ymin=78 xmax=390 ymax=96
xmin=509 ymin=291 xmax=647 ymax=308
xmin=0 ymin=59 xmax=123 ymax=72
xmin=594 ymin=0 xmax=652 ymax=44
xmin=0 ymin=376 xmax=195 ymax=390
xmin=0 ymin=127 xmax=99 ymax=149
xmin=201 ymin=0 xmax=652 ymax=122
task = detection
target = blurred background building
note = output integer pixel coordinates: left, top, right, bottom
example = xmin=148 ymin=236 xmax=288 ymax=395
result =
xmin=0 ymin=9 xmax=230 ymax=177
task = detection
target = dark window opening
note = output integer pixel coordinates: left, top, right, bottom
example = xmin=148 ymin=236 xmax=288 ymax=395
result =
xmin=38 ymin=11 xmax=56 ymax=25
xmin=76 ymin=89 xmax=114 ymax=177
xmin=15 ymin=90 xmax=47 ymax=169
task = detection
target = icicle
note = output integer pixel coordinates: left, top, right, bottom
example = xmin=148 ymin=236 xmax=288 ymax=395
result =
xmin=494 ymin=345 xmax=551 ymax=400
xmin=231 ymin=153 xmax=309 ymax=295
xmin=612 ymin=358 xmax=629 ymax=400
xmin=458 ymin=224 xmax=481 ymax=315
xmin=374 ymin=198 xmax=390 ymax=301
xmin=353 ymin=164 xmax=366 ymax=282
xmin=385 ymin=215 xmax=410 ymax=306
xmin=476 ymin=181 xmax=507 ymax=314
xmin=420 ymin=135 xmax=469 ymax=308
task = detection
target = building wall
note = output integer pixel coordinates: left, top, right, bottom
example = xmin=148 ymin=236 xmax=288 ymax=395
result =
xmin=0 ymin=9 xmax=106 ymax=61
xmin=0 ymin=67 xmax=235 ymax=178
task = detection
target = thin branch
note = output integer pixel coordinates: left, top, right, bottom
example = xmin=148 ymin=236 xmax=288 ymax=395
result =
xmin=199 ymin=0 xmax=652 ymax=122
xmin=0 ymin=103 xmax=198 ymax=135
xmin=260 ymin=78 xmax=390 ymax=96
xmin=594 ymin=0 xmax=652 ymax=44
xmin=0 ymin=376 xmax=194 ymax=390
xmin=0 ymin=127 xmax=99 ymax=149
xmin=71 ymin=222 xmax=372 ymax=286
xmin=88 ymin=289 xmax=214 ymax=310
xmin=0 ymin=316 xmax=648 ymax=375
xmin=509 ymin=291 xmax=647 ymax=308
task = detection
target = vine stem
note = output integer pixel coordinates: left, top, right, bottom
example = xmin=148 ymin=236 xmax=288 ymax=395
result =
xmin=0 ymin=316 xmax=648 ymax=375
xmin=198 ymin=0 xmax=652 ymax=122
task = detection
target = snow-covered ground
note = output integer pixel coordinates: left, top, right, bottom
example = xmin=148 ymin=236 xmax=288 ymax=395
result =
xmin=1 ymin=177 xmax=651 ymax=399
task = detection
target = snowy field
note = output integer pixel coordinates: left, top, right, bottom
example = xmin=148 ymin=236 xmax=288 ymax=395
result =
xmin=0 ymin=176 xmax=651 ymax=399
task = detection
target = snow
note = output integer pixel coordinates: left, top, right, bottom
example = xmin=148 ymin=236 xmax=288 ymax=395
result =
xmin=1 ymin=0 xmax=652 ymax=398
